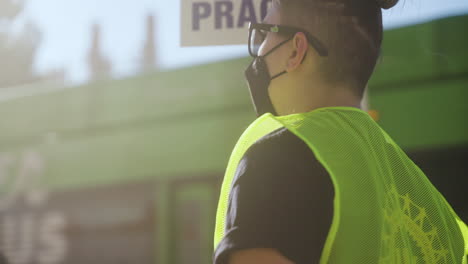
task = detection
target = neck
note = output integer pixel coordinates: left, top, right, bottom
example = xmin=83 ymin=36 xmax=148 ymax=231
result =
xmin=270 ymin=82 xmax=363 ymax=116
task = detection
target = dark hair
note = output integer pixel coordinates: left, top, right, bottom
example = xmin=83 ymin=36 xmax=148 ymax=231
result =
xmin=274 ymin=0 xmax=400 ymax=97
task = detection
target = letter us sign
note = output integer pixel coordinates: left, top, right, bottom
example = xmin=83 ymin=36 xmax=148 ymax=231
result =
xmin=181 ymin=0 xmax=273 ymax=46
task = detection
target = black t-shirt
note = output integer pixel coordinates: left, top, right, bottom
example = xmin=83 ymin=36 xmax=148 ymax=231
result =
xmin=213 ymin=127 xmax=335 ymax=264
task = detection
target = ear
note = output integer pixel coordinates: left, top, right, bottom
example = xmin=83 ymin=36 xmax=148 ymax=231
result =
xmin=286 ymin=32 xmax=308 ymax=72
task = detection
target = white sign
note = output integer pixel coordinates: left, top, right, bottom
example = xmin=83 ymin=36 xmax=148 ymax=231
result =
xmin=181 ymin=0 xmax=273 ymax=46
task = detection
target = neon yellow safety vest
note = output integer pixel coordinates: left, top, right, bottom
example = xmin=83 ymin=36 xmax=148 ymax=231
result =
xmin=214 ymin=106 xmax=468 ymax=263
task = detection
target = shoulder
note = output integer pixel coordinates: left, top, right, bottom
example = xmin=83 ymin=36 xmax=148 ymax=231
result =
xmin=248 ymin=127 xmax=310 ymax=156
xmin=243 ymin=127 xmax=319 ymax=170
xmin=232 ymin=127 xmax=330 ymax=190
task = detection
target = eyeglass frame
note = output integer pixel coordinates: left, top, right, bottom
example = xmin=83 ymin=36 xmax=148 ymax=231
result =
xmin=248 ymin=22 xmax=329 ymax=58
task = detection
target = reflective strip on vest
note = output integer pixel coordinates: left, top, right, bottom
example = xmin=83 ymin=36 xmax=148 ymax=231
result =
xmin=214 ymin=106 xmax=468 ymax=263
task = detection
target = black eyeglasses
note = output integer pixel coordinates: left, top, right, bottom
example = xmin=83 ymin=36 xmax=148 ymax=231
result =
xmin=248 ymin=22 xmax=328 ymax=58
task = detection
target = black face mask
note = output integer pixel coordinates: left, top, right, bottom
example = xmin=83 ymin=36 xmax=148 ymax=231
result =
xmin=244 ymin=39 xmax=291 ymax=117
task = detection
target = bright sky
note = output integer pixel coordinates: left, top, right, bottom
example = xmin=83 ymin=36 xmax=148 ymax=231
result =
xmin=15 ymin=0 xmax=468 ymax=85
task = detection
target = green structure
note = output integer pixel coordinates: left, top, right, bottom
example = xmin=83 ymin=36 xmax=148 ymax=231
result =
xmin=0 ymin=14 xmax=467 ymax=264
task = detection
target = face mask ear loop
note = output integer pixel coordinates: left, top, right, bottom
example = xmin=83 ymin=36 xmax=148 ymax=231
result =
xmin=270 ymin=50 xmax=307 ymax=80
xmin=257 ymin=36 xmax=294 ymax=59
xmin=270 ymin=71 xmax=287 ymax=80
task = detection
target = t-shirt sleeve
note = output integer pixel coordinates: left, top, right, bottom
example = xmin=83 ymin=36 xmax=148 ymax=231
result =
xmin=213 ymin=128 xmax=335 ymax=264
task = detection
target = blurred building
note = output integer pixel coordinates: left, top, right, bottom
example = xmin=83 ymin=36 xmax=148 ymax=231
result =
xmin=0 ymin=0 xmax=21 ymax=20
xmin=87 ymin=23 xmax=112 ymax=81
xmin=140 ymin=14 xmax=158 ymax=73
xmin=0 ymin=0 xmax=66 ymax=89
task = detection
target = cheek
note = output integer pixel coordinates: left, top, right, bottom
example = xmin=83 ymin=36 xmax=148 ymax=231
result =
xmin=265 ymin=55 xmax=288 ymax=78
xmin=257 ymin=42 xmax=268 ymax=57
xmin=265 ymin=49 xmax=288 ymax=75
xmin=258 ymin=32 xmax=280 ymax=56
xmin=257 ymin=37 xmax=272 ymax=56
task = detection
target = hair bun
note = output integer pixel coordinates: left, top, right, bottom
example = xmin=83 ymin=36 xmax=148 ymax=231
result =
xmin=376 ymin=0 xmax=399 ymax=9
